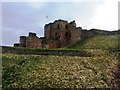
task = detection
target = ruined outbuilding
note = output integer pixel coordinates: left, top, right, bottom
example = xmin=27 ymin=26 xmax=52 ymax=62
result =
xmin=14 ymin=19 xmax=82 ymax=48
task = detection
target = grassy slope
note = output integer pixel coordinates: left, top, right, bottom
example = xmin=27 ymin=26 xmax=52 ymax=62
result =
xmin=66 ymin=34 xmax=119 ymax=49
xmin=2 ymin=34 xmax=119 ymax=88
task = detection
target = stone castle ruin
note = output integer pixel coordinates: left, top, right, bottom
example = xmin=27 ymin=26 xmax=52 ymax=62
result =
xmin=14 ymin=19 xmax=82 ymax=48
xmin=14 ymin=19 xmax=119 ymax=48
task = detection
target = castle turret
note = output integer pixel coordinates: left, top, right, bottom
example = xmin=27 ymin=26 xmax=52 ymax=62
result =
xmin=20 ymin=36 xmax=27 ymax=47
xmin=29 ymin=32 xmax=36 ymax=37
xmin=69 ymin=20 xmax=81 ymax=45
xmin=69 ymin=20 xmax=76 ymax=27
xmin=26 ymin=32 xmax=41 ymax=48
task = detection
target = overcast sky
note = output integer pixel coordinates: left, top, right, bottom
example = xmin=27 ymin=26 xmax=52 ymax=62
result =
xmin=1 ymin=0 xmax=119 ymax=46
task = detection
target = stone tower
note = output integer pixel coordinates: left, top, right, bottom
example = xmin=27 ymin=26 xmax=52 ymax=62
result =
xmin=26 ymin=32 xmax=41 ymax=48
xmin=20 ymin=36 xmax=27 ymax=47
xmin=44 ymin=19 xmax=82 ymax=48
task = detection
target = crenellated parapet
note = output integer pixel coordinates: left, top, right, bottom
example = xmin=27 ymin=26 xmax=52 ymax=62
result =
xmin=28 ymin=32 xmax=36 ymax=37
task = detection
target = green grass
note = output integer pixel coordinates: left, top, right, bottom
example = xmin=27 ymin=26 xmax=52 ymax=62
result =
xmin=2 ymin=50 xmax=118 ymax=88
xmin=2 ymin=50 xmax=117 ymax=88
xmin=2 ymin=34 xmax=119 ymax=88
xmin=66 ymin=34 xmax=119 ymax=49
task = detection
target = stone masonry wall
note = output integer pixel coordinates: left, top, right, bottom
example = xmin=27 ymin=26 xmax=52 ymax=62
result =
xmin=69 ymin=21 xmax=82 ymax=45
xmin=26 ymin=32 xmax=41 ymax=48
xmin=81 ymin=29 xmax=120 ymax=40
xmin=44 ymin=19 xmax=81 ymax=48
xmin=20 ymin=36 xmax=27 ymax=47
xmin=44 ymin=20 xmax=69 ymax=48
xmin=2 ymin=46 xmax=92 ymax=57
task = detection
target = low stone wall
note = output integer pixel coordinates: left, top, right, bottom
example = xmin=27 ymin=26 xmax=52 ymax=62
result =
xmin=81 ymin=29 xmax=120 ymax=40
xmin=1 ymin=46 xmax=92 ymax=57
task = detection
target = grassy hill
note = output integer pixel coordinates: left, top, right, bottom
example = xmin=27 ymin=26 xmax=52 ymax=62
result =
xmin=2 ymin=34 xmax=119 ymax=88
xmin=66 ymin=34 xmax=119 ymax=49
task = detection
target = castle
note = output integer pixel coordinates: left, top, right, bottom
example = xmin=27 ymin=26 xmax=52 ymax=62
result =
xmin=14 ymin=19 xmax=119 ymax=48
xmin=14 ymin=19 xmax=82 ymax=48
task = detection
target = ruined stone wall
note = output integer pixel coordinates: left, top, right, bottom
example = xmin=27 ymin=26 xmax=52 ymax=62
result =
xmin=20 ymin=36 xmax=27 ymax=47
xmin=44 ymin=20 xmax=70 ymax=48
xmin=2 ymin=46 xmax=92 ymax=57
xmin=14 ymin=19 xmax=120 ymax=49
xmin=16 ymin=19 xmax=82 ymax=49
xmin=57 ymin=20 xmax=70 ymax=47
xmin=81 ymin=29 xmax=95 ymax=40
xmin=69 ymin=21 xmax=82 ymax=45
xmin=26 ymin=32 xmax=41 ymax=48
xmin=47 ymin=39 xmax=60 ymax=48
xmin=44 ymin=24 xmax=51 ymax=39
xmin=81 ymin=29 xmax=120 ymax=40
xmin=39 ymin=37 xmax=44 ymax=48
xmin=44 ymin=19 xmax=81 ymax=48
xmin=91 ymin=29 xmax=119 ymax=35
